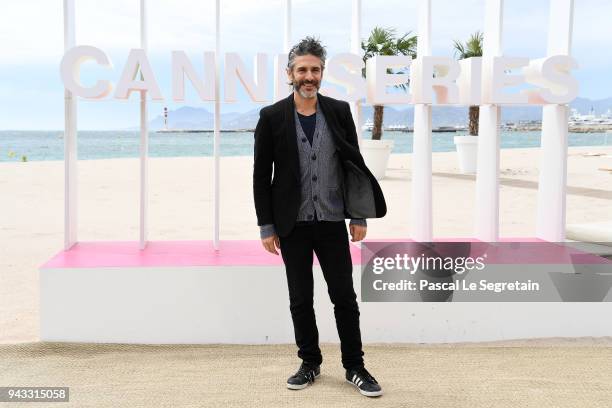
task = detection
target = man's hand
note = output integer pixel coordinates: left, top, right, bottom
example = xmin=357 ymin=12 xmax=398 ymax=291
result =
xmin=262 ymin=234 xmax=281 ymax=255
xmin=349 ymin=224 xmax=367 ymax=242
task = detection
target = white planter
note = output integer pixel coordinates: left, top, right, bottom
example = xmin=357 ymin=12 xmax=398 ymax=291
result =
xmin=453 ymin=135 xmax=478 ymax=174
xmin=360 ymin=139 xmax=394 ymax=180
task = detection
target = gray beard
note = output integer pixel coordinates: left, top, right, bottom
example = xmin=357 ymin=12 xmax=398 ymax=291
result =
xmin=298 ymin=89 xmax=317 ymax=99
xmin=294 ymin=82 xmax=318 ymax=99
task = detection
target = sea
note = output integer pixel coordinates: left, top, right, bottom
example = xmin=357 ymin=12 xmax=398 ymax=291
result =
xmin=1 ymin=130 xmax=611 ymax=162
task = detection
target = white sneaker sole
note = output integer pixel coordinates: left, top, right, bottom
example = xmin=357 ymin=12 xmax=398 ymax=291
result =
xmin=346 ymin=379 xmax=383 ymax=397
xmin=286 ymin=372 xmax=320 ymax=390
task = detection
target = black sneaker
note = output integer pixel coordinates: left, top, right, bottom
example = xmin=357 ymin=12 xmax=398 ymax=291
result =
xmin=345 ymin=366 xmax=383 ymax=397
xmin=286 ymin=362 xmax=320 ymax=390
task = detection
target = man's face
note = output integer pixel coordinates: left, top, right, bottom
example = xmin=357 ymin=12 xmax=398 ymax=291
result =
xmin=287 ymin=54 xmax=324 ymax=99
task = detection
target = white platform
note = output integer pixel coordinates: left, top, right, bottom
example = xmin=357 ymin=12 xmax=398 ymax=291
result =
xmin=39 ymin=240 xmax=612 ymax=344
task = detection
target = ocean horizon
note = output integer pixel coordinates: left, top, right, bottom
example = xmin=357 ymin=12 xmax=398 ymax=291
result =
xmin=1 ymin=130 xmax=611 ymax=162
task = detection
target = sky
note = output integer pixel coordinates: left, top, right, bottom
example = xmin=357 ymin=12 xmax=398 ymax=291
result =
xmin=1 ymin=0 xmax=610 ymax=130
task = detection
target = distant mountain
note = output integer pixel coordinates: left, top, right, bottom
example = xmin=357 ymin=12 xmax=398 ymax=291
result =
xmin=568 ymin=97 xmax=612 ymax=115
xmin=147 ymin=106 xmax=258 ymax=130
xmin=149 ymin=106 xmax=213 ymax=130
xmin=360 ymin=105 xmax=545 ymax=127
xmin=146 ymin=97 xmax=612 ymax=130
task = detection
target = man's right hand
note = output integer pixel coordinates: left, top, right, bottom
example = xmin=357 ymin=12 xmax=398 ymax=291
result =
xmin=262 ymin=234 xmax=281 ymax=255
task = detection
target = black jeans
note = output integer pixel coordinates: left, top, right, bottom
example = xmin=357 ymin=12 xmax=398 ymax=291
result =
xmin=278 ymin=216 xmax=364 ymax=370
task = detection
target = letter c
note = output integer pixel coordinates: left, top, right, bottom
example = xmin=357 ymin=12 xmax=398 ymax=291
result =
xmin=60 ymin=45 xmax=113 ymax=99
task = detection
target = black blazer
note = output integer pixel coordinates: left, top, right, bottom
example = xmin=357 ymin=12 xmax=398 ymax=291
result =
xmin=253 ymin=93 xmax=387 ymax=238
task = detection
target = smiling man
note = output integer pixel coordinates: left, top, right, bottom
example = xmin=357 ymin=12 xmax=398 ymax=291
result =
xmin=252 ymin=37 xmax=387 ymax=397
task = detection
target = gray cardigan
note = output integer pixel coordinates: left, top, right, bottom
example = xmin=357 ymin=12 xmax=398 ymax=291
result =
xmin=260 ymin=102 xmax=365 ymax=239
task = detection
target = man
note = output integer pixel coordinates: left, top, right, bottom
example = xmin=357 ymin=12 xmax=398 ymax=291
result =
xmin=252 ymin=37 xmax=387 ymax=397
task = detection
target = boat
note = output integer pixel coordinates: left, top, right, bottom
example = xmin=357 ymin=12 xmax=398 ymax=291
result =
xmin=569 ymin=107 xmax=612 ymax=126
xmin=384 ymin=124 xmax=411 ymax=131
xmin=361 ymin=118 xmax=374 ymax=131
xmin=432 ymin=126 xmax=457 ymax=133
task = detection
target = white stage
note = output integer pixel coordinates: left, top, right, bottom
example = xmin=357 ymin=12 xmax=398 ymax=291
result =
xmin=39 ymin=240 xmax=612 ymax=344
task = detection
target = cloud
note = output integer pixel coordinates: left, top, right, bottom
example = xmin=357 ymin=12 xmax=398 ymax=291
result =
xmin=3 ymin=0 xmax=609 ymax=60
xmin=1 ymin=0 xmax=611 ymax=129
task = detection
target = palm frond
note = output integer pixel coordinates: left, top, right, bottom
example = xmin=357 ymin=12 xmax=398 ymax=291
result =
xmin=452 ymin=30 xmax=483 ymax=60
xmin=361 ymin=26 xmax=417 ymax=85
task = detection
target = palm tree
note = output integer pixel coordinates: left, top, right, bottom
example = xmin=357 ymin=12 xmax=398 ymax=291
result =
xmin=361 ymin=27 xmax=417 ymax=140
xmin=453 ymin=31 xmax=483 ymax=136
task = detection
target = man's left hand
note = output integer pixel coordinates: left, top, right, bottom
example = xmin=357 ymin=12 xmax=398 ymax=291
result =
xmin=349 ymin=224 xmax=367 ymax=242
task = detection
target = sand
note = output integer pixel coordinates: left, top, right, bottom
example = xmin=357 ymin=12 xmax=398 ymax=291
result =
xmin=1 ymin=146 xmax=612 ymax=343
xmin=1 ymin=341 xmax=612 ymax=407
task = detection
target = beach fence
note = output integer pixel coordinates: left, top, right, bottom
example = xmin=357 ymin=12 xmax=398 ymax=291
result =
xmin=38 ymin=0 xmax=600 ymax=345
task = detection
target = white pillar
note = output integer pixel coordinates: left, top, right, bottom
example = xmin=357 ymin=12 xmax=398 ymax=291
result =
xmin=410 ymin=0 xmax=433 ymax=242
xmin=412 ymin=105 xmax=433 ymax=241
xmin=536 ymin=0 xmax=574 ymax=241
xmin=283 ymin=0 xmax=292 ymax=53
xmin=474 ymin=105 xmax=501 ymax=240
xmin=213 ymin=0 xmax=221 ymax=250
xmin=63 ymin=0 xmax=77 ymax=250
xmin=139 ymin=0 xmax=149 ymax=250
xmin=350 ymin=0 xmax=362 ymax=148
xmin=474 ymin=0 xmax=503 ymax=241
xmin=274 ymin=0 xmax=292 ymax=101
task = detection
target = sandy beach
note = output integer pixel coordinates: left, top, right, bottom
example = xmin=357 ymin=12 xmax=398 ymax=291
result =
xmin=1 ymin=340 xmax=611 ymax=407
xmin=1 ymin=146 xmax=612 ymax=343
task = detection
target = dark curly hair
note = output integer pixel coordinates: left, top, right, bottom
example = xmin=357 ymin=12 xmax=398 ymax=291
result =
xmin=287 ymin=36 xmax=327 ymax=72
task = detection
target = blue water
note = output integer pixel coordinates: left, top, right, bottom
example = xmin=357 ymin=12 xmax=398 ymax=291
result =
xmin=1 ymin=130 xmax=611 ymax=162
